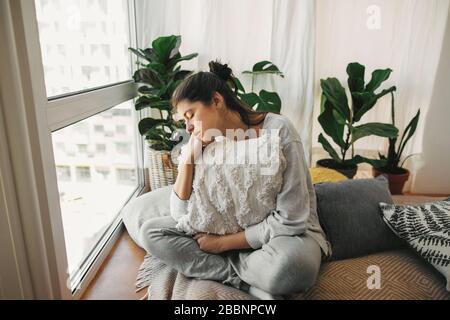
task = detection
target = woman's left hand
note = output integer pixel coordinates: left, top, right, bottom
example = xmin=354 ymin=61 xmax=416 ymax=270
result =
xmin=193 ymin=233 xmax=227 ymax=254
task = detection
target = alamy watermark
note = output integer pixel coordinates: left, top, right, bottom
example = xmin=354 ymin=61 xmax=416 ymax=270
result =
xmin=367 ymin=265 xmax=381 ymax=290
xmin=366 ymin=5 xmax=381 ymax=30
xmin=170 ymin=123 xmax=283 ymax=176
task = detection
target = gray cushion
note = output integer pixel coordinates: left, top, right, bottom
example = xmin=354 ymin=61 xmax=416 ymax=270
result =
xmin=314 ymin=175 xmax=405 ymax=261
xmin=121 ymin=185 xmax=172 ymax=248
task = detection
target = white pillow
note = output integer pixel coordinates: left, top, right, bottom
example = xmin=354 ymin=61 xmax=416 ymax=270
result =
xmin=121 ymin=185 xmax=172 ymax=248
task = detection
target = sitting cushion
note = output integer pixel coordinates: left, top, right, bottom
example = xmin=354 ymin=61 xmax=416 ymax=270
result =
xmin=121 ymin=185 xmax=172 ymax=248
xmin=380 ymin=198 xmax=450 ymax=291
xmin=315 ymin=175 xmax=405 ymax=261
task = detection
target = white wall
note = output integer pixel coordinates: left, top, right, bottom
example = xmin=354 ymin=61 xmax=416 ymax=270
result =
xmin=411 ymin=4 xmax=450 ymax=194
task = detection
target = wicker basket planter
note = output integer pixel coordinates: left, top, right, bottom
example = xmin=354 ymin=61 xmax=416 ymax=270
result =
xmin=146 ymin=144 xmax=179 ymax=191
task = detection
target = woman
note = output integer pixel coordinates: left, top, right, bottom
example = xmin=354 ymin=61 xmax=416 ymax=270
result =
xmin=139 ymin=61 xmax=331 ymax=299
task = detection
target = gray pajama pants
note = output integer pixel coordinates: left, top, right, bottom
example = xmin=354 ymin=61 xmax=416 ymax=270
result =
xmin=139 ymin=216 xmax=322 ymax=296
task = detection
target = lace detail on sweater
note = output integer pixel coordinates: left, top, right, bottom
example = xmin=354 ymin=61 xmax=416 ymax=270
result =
xmin=175 ymin=131 xmax=287 ymax=235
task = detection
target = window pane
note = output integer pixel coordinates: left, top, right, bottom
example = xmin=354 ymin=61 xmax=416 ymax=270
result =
xmin=52 ymin=100 xmax=138 ymax=278
xmin=35 ymin=0 xmax=132 ymax=98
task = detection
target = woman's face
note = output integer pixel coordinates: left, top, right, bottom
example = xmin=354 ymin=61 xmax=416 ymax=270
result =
xmin=175 ymin=93 xmax=224 ymax=145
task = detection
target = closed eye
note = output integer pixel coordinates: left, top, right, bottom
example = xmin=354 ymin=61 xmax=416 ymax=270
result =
xmin=185 ymin=111 xmax=194 ymax=120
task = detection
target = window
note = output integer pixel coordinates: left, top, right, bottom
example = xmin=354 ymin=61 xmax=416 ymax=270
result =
xmin=52 ymin=101 xmax=139 ymax=277
xmin=96 ymin=143 xmax=106 ymax=154
xmin=116 ymin=125 xmax=127 ymax=135
xmin=116 ymin=168 xmax=136 ymax=186
xmin=112 ymin=108 xmax=132 ymax=117
xmin=94 ymin=125 xmax=104 ymax=133
xmin=115 ymin=142 xmax=132 ymax=154
xmin=30 ymin=0 xmax=141 ymax=297
xmin=56 ymin=165 xmax=71 ymax=182
xmin=95 ymin=167 xmax=110 ymax=180
xmin=1 ymin=0 xmax=140 ymax=299
xmin=35 ymin=0 xmax=132 ymax=98
xmin=75 ymin=166 xmax=91 ymax=182
xmin=77 ymin=144 xmax=88 ymax=153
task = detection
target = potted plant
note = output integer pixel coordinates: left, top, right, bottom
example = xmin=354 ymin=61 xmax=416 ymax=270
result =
xmin=317 ymin=62 xmax=399 ymax=178
xmin=129 ymin=35 xmax=198 ymax=190
xmin=372 ymin=91 xmax=421 ymax=194
xmin=234 ymin=60 xmax=284 ymax=113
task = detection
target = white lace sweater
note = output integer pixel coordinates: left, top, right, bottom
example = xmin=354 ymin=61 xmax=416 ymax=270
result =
xmin=175 ymin=131 xmax=287 ymax=236
xmin=170 ymin=113 xmax=332 ymax=258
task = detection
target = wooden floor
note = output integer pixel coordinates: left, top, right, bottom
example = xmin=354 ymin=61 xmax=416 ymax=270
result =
xmin=81 ymin=230 xmax=146 ymax=300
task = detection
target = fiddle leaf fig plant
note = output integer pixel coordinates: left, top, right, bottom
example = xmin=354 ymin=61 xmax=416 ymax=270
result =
xmin=234 ymin=61 xmax=284 ymax=113
xmin=129 ymin=35 xmax=198 ymax=151
xmin=318 ymin=62 xmax=399 ymax=168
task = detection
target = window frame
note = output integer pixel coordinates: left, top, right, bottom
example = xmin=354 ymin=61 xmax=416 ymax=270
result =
xmin=0 ymin=0 xmax=145 ymax=299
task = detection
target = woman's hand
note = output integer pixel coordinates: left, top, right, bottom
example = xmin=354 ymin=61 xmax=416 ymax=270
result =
xmin=193 ymin=233 xmax=227 ymax=254
xmin=180 ymin=132 xmax=204 ymax=165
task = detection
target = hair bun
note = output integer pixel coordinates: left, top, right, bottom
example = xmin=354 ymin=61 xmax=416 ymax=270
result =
xmin=209 ymin=60 xmax=233 ymax=82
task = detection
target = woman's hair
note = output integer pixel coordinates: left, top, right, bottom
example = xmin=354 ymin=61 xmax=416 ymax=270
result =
xmin=171 ymin=60 xmax=271 ymax=126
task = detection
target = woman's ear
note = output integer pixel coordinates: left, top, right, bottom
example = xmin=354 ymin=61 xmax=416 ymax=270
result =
xmin=212 ymin=92 xmax=224 ymax=109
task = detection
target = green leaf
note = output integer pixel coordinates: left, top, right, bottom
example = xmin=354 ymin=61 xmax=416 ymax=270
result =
xmin=239 ymin=91 xmax=281 ymax=113
xmin=234 ymin=77 xmax=246 ymax=93
xmin=136 ymin=96 xmax=160 ymax=110
xmin=353 ymin=86 xmax=396 ymax=122
xmin=152 ymin=35 xmax=181 ymax=64
xmin=318 ymin=134 xmax=341 ymax=162
xmin=138 ymin=118 xmax=166 ymax=136
xmin=239 ymin=92 xmax=260 ymax=108
xmin=258 ymin=90 xmax=281 ymax=112
xmin=137 ymin=86 xmax=159 ymax=96
xmin=397 ymin=109 xmax=421 ymax=160
xmin=129 ymin=48 xmax=148 ymax=61
xmin=320 ymin=78 xmax=350 ymax=121
xmin=147 ymin=63 xmax=167 ymax=75
xmin=347 ymin=62 xmax=365 ymax=93
xmin=242 ymin=60 xmax=284 ymax=77
xmin=133 ymin=69 xmax=164 ymax=88
xmin=365 ymin=68 xmax=393 ymax=92
xmin=318 ymin=94 xmax=346 ymax=148
xmin=135 ymin=96 xmax=171 ymax=112
xmin=149 ymin=101 xmax=171 ymax=112
xmin=140 ymin=48 xmax=159 ymax=62
xmin=349 ymin=155 xmax=387 ymax=168
xmin=352 ymin=123 xmax=399 ymax=143
xmin=168 ymin=53 xmax=199 ymax=68
xmin=351 ymin=91 xmax=373 ymax=121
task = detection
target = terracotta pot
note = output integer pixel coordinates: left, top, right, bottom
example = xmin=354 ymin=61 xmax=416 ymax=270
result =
xmin=372 ymin=167 xmax=410 ymax=195
xmin=316 ymin=158 xmax=358 ymax=179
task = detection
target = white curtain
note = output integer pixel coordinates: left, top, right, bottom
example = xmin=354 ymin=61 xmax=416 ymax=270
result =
xmin=134 ymin=0 xmax=450 ymax=190
xmin=135 ymin=0 xmax=316 ymax=164
xmin=313 ymin=0 xmax=449 ymax=191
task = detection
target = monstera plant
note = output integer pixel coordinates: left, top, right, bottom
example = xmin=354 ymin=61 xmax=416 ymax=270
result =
xmin=317 ymin=62 xmax=399 ymax=178
xmin=129 ymin=35 xmax=198 ymax=151
xmin=233 ymin=61 xmax=284 ymax=113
